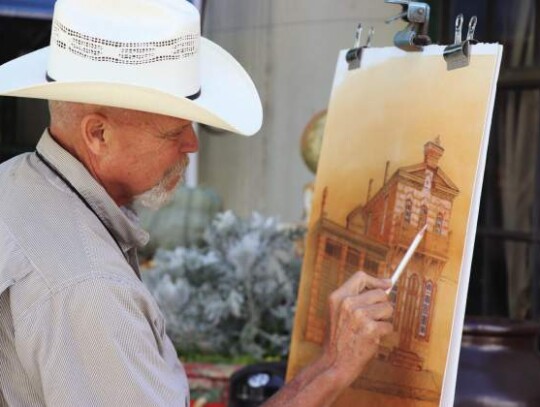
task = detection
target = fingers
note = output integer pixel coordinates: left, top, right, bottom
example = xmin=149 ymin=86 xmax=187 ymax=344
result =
xmin=341 ymin=294 xmax=393 ymax=321
xmin=355 ymin=302 xmax=394 ymax=321
xmin=333 ymin=271 xmax=391 ymax=301
xmin=322 ymin=272 xmax=395 ymax=382
xmin=374 ymin=320 xmax=394 ymax=337
xmin=352 ymin=308 xmax=394 ymax=341
xmin=340 ymin=289 xmax=389 ymax=309
xmin=329 ymin=272 xmax=391 ymax=311
xmin=361 ymin=319 xmax=394 ymax=338
xmin=356 ymin=288 xmax=389 ymax=306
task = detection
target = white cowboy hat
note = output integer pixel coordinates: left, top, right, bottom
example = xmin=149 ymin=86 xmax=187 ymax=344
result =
xmin=0 ymin=0 xmax=262 ymax=136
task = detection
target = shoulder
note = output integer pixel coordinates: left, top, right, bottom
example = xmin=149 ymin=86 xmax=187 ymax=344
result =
xmin=0 ymin=154 xmax=138 ymax=312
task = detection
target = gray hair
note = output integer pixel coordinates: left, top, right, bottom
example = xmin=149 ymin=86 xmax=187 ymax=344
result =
xmin=48 ymin=100 xmax=91 ymax=131
xmin=48 ymin=101 xmax=135 ymax=131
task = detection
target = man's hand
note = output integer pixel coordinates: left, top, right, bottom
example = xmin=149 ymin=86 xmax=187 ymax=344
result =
xmin=321 ymin=271 xmax=394 ymax=387
xmin=262 ymin=271 xmax=394 ymax=407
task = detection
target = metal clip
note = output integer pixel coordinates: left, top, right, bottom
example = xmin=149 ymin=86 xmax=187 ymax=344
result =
xmin=443 ymin=14 xmax=478 ymax=70
xmin=345 ymin=24 xmax=374 ymax=70
xmin=385 ymin=0 xmax=432 ymax=52
xmin=467 ymin=15 xmax=478 ymax=42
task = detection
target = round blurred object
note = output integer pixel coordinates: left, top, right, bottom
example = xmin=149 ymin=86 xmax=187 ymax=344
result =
xmin=229 ymin=362 xmax=286 ymax=407
xmin=300 ymin=110 xmax=327 ymax=174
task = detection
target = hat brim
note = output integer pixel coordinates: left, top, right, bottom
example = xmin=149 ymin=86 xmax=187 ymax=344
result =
xmin=0 ymin=38 xmax=262 ymax=136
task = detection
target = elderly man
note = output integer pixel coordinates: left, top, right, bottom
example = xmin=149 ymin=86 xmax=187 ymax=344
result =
xmin=0 ymin=1 xmax=393 ymax=406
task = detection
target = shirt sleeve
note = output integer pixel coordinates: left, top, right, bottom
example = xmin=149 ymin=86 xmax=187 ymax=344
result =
xmin=14 ymin=275 xmax=189 ymax=407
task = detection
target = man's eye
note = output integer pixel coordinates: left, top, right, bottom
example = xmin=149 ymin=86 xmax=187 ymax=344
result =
xmin=160 ymin=132 xmax=181 ymax=141
xmin=158 ymin=124 xmax=190 ymax=140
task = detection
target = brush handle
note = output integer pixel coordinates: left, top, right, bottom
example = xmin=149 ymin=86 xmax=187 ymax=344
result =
xmin=385 ymin=224 xmax=428 ymax=294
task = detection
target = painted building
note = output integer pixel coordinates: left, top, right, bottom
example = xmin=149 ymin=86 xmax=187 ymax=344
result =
xmin=304 ymin=137 xmax=459 ymax=400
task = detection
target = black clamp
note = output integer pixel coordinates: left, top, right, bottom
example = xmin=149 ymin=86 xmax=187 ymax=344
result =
xmin=385 ymin=0 xmax=432 ymax=52
xmin=345 ymin=24 xmax=374 ymax=70
xmin=443 ymin=14 xmax=478 ymax=70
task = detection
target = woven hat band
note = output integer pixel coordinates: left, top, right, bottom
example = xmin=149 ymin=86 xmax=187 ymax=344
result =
xmin=47 ymin=0 xmax=201 ymax=97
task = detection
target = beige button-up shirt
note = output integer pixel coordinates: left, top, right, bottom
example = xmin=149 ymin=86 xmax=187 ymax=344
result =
xmin=0 ymin=131 xmax=189 ymax=406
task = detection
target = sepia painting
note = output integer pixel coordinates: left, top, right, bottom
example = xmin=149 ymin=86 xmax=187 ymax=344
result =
xmin=287 ymin=45 xmax=502 ymax=407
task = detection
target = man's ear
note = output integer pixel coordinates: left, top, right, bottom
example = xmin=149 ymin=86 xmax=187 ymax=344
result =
xmin=80 ymin=114 xmax=109 ymax=156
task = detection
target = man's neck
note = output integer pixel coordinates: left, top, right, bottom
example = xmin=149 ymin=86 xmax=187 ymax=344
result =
xmin=46 ymin=127 xmax=130 ymax=207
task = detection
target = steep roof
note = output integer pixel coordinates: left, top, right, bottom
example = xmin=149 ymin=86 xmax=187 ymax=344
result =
xmin=397 ymin=163 xmax=460 ymax=195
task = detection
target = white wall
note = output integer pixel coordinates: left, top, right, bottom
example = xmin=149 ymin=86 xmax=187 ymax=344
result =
xmin=199 ymin=0 xmax=404 ymax=222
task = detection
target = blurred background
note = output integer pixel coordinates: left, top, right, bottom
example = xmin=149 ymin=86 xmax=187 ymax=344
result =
xmin=2 ymin=1 xmax=540 ymax=405
xmin=1 ymin=0 xmax=538 ymax=321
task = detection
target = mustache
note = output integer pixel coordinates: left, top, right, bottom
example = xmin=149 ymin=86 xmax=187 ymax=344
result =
xmin=132 ymin=155 xmax=190 ymax=210
xmin=162 ymin=155 xmax=190 ymax=184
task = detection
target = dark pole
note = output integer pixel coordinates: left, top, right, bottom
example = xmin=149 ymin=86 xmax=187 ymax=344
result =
xmin=531 ymin=0 xmax=540 ymax=320
xmin=536 ymin=0 xmax=540 ymax=67
xmin=440 ymin=0 xmax=452 ymax=44
xmin=485 ymin=0 xmax=495 ymax=42
xmin=531 ymin=98 xmax=540 ymax=319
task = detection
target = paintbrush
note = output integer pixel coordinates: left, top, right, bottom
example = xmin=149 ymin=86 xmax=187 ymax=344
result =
xmin=385 ymin=224 xmax=428 ymax=294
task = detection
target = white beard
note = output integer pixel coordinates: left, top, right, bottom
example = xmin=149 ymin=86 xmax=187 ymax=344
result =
xmin=132 ymin=157 xmax=188 ymax=211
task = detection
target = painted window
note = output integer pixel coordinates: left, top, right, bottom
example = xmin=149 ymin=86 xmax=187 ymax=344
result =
xmin=389 ymin=285 xmax=398 ymax=307
xmin=400 ymin=274 xmax=420 ymax=348
xmin=423 ymin=170 xmax=433 ymax=192
xmin=418 ymin=281 xmax=434 ymax=338
xmin=419 ymin=205 xmax=428 ymax=227
xmin=435 ymin=212 xmax=444 ymax=234
xmin=324 ymin=239 xmax=342 ymax=259
xmin=389 ymin=285 xmax=399 ymax=328
xmin=404 ymin=199 xmax=413 ymax=223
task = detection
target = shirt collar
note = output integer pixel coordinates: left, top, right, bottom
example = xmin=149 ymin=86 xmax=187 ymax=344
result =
xmin=35 ymin=129 xmax=150 ymax=250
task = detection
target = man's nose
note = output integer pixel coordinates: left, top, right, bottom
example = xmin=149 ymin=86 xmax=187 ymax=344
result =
xmin=180 ymin=124 xmax=199 ymax=153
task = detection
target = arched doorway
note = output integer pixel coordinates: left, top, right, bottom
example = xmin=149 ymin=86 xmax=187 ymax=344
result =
xmin=399 ymin=273 xmax=420 ymax=350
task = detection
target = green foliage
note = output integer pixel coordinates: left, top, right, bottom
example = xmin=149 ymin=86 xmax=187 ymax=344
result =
xmin=143 ymin=211 xmax=305 ymax=360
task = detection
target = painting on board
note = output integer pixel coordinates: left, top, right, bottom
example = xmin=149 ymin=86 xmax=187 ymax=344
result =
xmin=287 ymin=44 xmax=502 ymax=407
